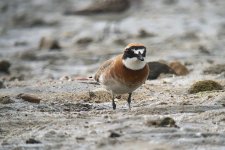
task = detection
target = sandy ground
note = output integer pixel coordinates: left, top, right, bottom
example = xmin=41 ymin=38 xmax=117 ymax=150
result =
xmin=0 ymin=0 xmax=225 ymax=149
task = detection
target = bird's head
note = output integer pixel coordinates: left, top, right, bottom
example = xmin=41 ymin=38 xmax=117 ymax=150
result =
xmin=122 ymin=43 xmax=147 ymax=70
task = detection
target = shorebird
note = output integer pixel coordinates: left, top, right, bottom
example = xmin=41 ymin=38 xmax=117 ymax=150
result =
xmin=94 ymin=43 xmax=149 ymax=110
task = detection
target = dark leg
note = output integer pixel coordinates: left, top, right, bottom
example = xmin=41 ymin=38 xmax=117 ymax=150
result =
xmin=127 ymin=93 xmax=132 ymax=109
xmin=112 ymin=94 xmax=116 ymax=110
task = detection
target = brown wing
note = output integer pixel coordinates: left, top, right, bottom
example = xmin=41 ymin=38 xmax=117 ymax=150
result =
xmin=94 ymin=59 xmax=114 ymax=82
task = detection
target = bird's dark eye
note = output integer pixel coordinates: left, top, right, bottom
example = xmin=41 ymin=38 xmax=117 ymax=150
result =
xmin=123 ymin=49 xmax=133 ymax=59
xmin=128 ymin=50 xmax=134 ymax=54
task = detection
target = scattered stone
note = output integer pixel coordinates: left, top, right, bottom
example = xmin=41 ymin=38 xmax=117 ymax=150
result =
xmin=147 ymin=61 xmax=175 ymax=80
xmin=169 ymin=61 xmax=189 ymax=76
xmin=159 ymin=117 xmax=178 ymax=127
xmin=188 ymin=80 xmax=223 ymax=94
xmin=17 ymin=50 xmax=37 ymax=60
xmin=76 ymin=37 xmax=93 ymax=45
xmin=0 ymin=96 xmax=14 ymax=104
xmin=0 ymin=60 xmax=11 ymax=73
xmin=64 ymin=0 xmax=130 ymax=15
xmin=14 ymin=41 xmax=28 ymax=46
xmin=163 ymin=0 xmax=178 ymax=5
xmin=137 ymin=29 xmax=156 ymax=38
xmin=145 ymin=117 xmax=178 ymax=128
xmin=206 ymin=59 xmax=214 ymax=64
xmin=39 ymin=36 xmax=61 ymax=50
xmin=109 ymin=131 xmax=121 ymax=138
xmin=17 ymin=93 xmax=41 ymax=104
xmin=27 ymin=19 xmax=57 ymax=27
xmin=26 ymin=138 xmax=41 ymax=144
xmin=76 ymin=137 xmax=85 ymax=141
xmin=198 ymin=45 xmax=210 ymax=55
xmin=0 ymin=81 xmax=5 ymax=88
xmin=203 ymin=64 xmax=225 ymax=75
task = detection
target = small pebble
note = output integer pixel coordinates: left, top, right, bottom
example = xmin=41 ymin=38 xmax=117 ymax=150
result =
xmin=0 ymin=60 xmax=11 ymax=73
xmin=109 ymin=131 xmax=121 ymax=138
xmin=17 ymin=93 xmax=41 ymax=104
xmin=76 ymin=137 xmax=85 ymax=141
xmin=145 ymin=117 xmax=178 ymax=128
xmin=137 ymin=29 xmax=156 ymax=38
xmin=76 ymin=37 xmax=93 ymax=45
xmin=26 ymin=138 xmax=41 ymax=144
xmin=0 ymin=80 xmax=5 ymax=88
xmin=169 ymin=61 xmax=189 ymax=76
xmin=39 ymin=36 xmax=61 ymax=50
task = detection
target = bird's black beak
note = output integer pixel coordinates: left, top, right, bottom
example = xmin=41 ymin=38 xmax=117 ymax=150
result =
xmin=137 ymin=53 xmax=144 ymax=61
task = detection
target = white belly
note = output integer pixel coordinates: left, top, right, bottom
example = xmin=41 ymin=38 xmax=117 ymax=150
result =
xmin=100 ymin=75 xmax=141 ymax=94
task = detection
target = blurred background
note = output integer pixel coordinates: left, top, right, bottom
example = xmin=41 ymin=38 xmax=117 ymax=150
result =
xmin=0 ymin=0 xmax=225 ymax=81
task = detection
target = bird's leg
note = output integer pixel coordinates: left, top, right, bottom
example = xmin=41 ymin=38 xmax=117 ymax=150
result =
xmin=112 ymin=93 xmax=116 ymax=110
xmin=127 ymin=93 xmax=132 ymax=109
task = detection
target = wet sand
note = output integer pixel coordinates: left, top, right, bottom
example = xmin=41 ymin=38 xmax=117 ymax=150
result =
xmin=0 ymin=0 xmax=225 ymax=149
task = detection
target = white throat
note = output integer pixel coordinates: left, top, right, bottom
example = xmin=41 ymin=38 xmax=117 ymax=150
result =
xmin=122 ymin=58 xmax=146 ymax=70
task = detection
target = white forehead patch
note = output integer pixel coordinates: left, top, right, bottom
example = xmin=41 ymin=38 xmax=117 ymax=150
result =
xmin=132 ymin=49 xmax=145 ymax=55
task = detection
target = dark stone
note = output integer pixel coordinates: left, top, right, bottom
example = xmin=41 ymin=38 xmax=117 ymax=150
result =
xmin=0 ymin=81 xmax=5 ymax=89
xmin=0 ymin=60 xmax=11 ymax=73
xmin=137 ymin=29 xmax=156 ymax=38
xmin=26 ymin=138 xmax=41 ymax=144
xmin=76 ymin=37 xmax=93 ymax=45
xmin=64 ymin=0 xmax=130 ymax=15
xmin=159 ymin=117 xmax=177 ymax=127
xmin=145 ymin=117 xmax=178 ymax=128
xmin=17 ymin=93 xmax=41 ymax=104
xmin=163 ymin=0 xmax=178 ymax=5
xmin=14 ymin=41 xmax=28 ymax=46
xmin=147 ymin=61 xmax=175 ymax=80
xmin=198 ymin=45 xmax=210 ymax=55
xmin=109 ymin=131 xmax=121 ymax=138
